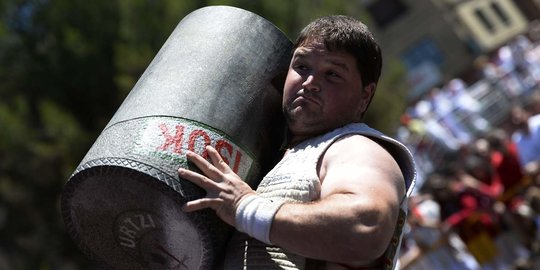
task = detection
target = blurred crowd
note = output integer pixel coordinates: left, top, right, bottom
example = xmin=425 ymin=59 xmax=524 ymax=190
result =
xmin=396 ymin=35 xmax=540 ymax=269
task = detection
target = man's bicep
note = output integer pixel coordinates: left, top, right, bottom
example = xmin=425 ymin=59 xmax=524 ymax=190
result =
xmin=319 ymin=135 xmax=405 ymax=203
xmin=320 ymin=162 xmax=402 ymax=206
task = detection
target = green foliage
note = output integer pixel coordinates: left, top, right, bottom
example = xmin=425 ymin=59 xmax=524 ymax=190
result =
xmin=0 ymin=1 xmax=408 ymax=268
xmin=364 ymin=59 xmax=409 ymax=134
xmin=114 ymin=0 xmax=204 ymax=96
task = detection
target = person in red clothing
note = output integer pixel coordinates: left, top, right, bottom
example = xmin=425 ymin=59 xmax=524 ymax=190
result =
xmin=424 ymin=161 xmax=502 ymax=267
xmin=422 ymin=166 xmax=500 ymax=241
xmin=484 ymin=129 xmax=540 ymax=259
xmin=462 ymin=141 xmax=504 ymax=200
xmin=485 ymin=129 xmax=526 ymax=204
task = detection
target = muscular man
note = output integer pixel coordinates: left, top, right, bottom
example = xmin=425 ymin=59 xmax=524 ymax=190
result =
xmin=178 ymin=15 xmax=416 ymax=269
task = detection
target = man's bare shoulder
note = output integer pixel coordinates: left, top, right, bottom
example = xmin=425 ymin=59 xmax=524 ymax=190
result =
xmin=324 ymin=134 xmax=395 ymax=166
xmin=319 ymin=134 xmax=405 ymax=198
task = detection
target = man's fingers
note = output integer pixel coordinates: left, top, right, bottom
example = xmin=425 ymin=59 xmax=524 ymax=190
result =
xmin=185 ymin=150 xmax=222 ymax=180
xmin=206 ymin=146 xmax=233 ymax=173
xmin=178 ymin=168 xmax=220 ymax=190
xmin=182 ymin=198 xmax=223 ymax=212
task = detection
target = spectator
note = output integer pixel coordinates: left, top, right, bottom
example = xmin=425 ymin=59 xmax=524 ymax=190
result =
xmin=527 ymin=90 xmax=540 ymax=116
xmin=444 ymin=78 xmax=490 ymax=135
xmin=427 ymin=87 xmax=473 ymax=145
xmin=510 ymin=105 xmax=540 ymax=168
xmin=485 ymin=129 xmax=526 ymax=203
xmin=436 ymin=162 xmax=503 ymax=268
xmin=399 ymin=192 xmax=482 ymax=270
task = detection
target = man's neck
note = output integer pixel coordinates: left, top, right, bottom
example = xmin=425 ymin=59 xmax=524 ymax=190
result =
xmin=287 ymin=134 xmax=312 ymax=148
xmin=286 ymin=126 xmax=338 ymax=148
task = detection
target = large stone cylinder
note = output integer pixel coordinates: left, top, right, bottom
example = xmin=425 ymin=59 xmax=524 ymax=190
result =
xmin=60 ymin=6 xmax=292 ymax=269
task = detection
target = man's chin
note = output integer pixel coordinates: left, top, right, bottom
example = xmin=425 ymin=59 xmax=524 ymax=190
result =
xmin=287 ymin=120 xmax=327 ymax=136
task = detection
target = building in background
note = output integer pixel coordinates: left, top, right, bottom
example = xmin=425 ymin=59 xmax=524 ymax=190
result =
xmin=361 ymin=0 xmax=540 ymax=100
xmin=451 ymin=0 xmax=528 ymax=52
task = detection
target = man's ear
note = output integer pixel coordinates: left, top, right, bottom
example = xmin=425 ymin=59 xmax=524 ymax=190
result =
xmin=362 ymin=83 xmax=376 ymax=99
xmin=359 ymin=83 xmax=377 ymax=115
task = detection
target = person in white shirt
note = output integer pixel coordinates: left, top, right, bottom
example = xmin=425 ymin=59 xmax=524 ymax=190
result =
xmin=510 ymin=105 xmax=540 ymax=168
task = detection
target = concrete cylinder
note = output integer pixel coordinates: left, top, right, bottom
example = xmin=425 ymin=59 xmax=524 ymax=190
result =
xmin=61 ymin=6 xmax=292 ymax=269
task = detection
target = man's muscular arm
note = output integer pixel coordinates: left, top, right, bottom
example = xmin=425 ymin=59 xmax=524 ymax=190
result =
xmin=179 ymin=135 xmax=405 ymax=266
xmin=270 ymin=135 xmax=405 ymax=265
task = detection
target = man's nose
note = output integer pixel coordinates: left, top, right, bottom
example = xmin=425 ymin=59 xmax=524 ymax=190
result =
xmin=302 ymin=74 xmax=320 ymax=92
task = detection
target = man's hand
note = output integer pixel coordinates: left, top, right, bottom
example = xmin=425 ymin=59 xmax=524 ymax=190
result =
xmin=178 ymin=145 xmax=256 ymax=227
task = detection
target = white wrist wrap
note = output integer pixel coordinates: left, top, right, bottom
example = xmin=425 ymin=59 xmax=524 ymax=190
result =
xmin=235 ymin=195 xmax=283 ymax=245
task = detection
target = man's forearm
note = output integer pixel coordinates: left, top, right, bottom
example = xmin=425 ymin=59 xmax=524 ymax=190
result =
xmin=268 ymin=193 xmax=397 ymax=265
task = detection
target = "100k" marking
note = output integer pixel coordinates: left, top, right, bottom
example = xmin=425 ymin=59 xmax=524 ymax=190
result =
xmin=156 ymin=123 xmax=244 ymax=173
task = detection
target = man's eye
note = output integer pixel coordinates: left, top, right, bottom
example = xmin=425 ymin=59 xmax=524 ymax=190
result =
xmin=327 ymin=71 xmax=342 ymax=79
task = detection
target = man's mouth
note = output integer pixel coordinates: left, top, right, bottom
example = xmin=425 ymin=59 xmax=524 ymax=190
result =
xmin=293 ymin=95 xmax=320 ymax=106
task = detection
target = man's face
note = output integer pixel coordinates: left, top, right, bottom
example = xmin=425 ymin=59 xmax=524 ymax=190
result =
xmin=282 ymin=42 xmax=371 ymax=138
